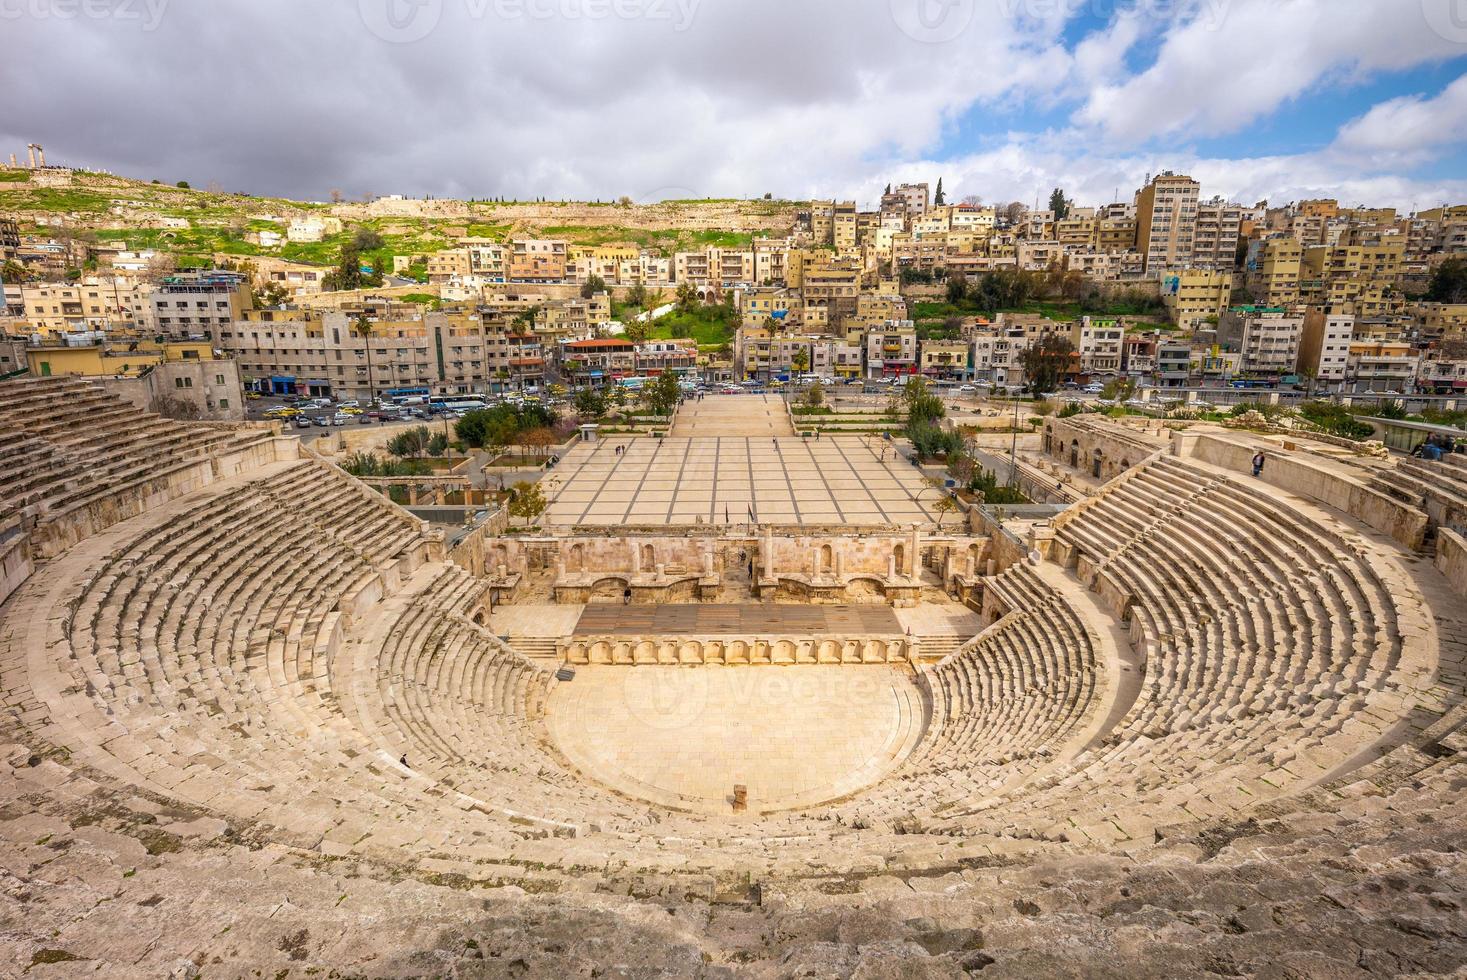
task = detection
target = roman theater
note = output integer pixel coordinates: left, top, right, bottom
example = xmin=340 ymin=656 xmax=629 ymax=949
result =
xmin=4 ymin=374 xmax=1467 ymax=975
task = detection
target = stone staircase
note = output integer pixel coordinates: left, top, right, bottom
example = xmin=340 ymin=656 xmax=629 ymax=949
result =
xmin=502 ymin=635 xmax=560 ymax=662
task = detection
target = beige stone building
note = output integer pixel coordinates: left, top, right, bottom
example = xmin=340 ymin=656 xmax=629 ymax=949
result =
xmin=224 ymin=305 xmax=498 ymax=399
xmin=1161 ymin=269 xmax=1233 ymax=331
xmin=1135 ymin=172 xmax=1201 ymax=273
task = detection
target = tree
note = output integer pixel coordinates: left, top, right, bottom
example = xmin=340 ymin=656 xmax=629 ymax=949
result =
xmin=507 ymin=481 xmax=547 ymax=527
xmin=573 ymin=387 xmax=607 ymax=418
xmin=388 ymin=426 xmax=431 ymax=458
xmin=933 ymin=178 xmax=945 ymax=206
xmin=623 ymin=319 xmax=650 ymax=344
xmin=1 ymin=260 xmax=29 ymax=284
xmin=1427 ymin=258 xmax=1467 ymax=304
xmin=353 ymin=227 xmax=385 ymax=251
xmin=626 ymin=282 xmax=649 ymax=310
xmin=1100 ymin=378 xmax=1137 ymax=403
xmin=790 ymin=346 xmax=811 ymax=374
xmin=902 ymin=377 xmax=946 ymax=427
xmin=645 ymin=371 xmax=681 ymax=417
xmin=932 ymin=493 xmax=957 ymax=529
xmin=352 ymin=314 xmax=376 ymax=403
xmin=581 ymin=273 xmax=606 ymax=299
xmin=675 ymin=282 xmax=699 ymax=314
xmin=427 ymin=432 xmax=449 ymax=457
xmin=1048 ymin=188 xmax=1071 ymax=220
xmin=522 ymin=426 xmax=557 ymax=462
xmin=803 ymin=381 xmax=825 ymax=409
xmin=1019 ymin=334 xmax=1076 ymax=395
xmin=176 ymin=180 xmax=190 ymax=189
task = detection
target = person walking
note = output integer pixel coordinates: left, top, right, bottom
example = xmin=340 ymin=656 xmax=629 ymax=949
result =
xmin=1252 ymin=451 xmax=1266 ymax=478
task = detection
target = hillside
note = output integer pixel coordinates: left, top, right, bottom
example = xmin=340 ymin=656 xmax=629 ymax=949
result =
xmin=0 ymin=168 xmax=802 ymax=270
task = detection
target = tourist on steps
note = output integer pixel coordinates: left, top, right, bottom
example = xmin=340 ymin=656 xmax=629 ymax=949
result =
xmin=1252 ymin=452 xmax=1266 ymax=478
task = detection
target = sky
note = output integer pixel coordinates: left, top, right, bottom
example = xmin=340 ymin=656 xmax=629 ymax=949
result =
xmin=4 ymin=0 xmax=1467 ymax=211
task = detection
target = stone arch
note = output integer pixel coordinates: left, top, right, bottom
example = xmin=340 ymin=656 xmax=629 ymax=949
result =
xmin=1091 ymin=448 xmax=1104 ymax=479
xmin=566 ymin=542 xmax=584 ymax=573
xmin=819 ymin=543 xmax=834 ymax=575
xmin=1069 ymin=440 xmax=1079 ymax=468
xmin=641 ymin=543 xmax=656 ymax=570
xmin=589 ymin=577 xmax=629 ymax=601
xmin=893 ymin=542 xmax=906 ymax=575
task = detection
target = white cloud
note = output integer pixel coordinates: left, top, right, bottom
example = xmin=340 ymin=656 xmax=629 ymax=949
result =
xmin=0 ymin=0 xmax=1462 ymax=213
xmin=1335 ymin=73 xmax=1467 ymax=156
xmin=1075 ymin=0 xmax=1466 ymax=144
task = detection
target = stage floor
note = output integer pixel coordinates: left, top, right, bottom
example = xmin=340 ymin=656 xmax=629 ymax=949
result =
xmin=573 ymin=602 xmax=905 ymax=637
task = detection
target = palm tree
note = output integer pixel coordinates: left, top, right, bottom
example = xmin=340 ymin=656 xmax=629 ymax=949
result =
xmin=353 ymin=314 xmax=375 ymax=404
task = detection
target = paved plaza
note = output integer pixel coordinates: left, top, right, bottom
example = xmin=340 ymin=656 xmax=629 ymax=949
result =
xmin=545 ymin=436 xmax=940 ymax=526
xmin=546 ymin=665 xmax=923 ymax=814
xmin=669 ymin=394 xmax=795 ymax=437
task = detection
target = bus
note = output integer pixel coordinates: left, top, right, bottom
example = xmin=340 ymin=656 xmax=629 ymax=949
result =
xmin=383 ymin=386 xmax=431 ymax=404
xmin=616 ymin=376 xmax=653 ymax=392
xmin=428 ymin=395 xmax=488 ymax=413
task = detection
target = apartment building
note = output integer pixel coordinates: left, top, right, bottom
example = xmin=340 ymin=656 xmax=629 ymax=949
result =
xmin=634 ymin=339 xmax=698 ymax=377
xmin=865 ymin=323 xmax=918 ymax=378
xmin=224 ymin=305 xmax=494 ymax=400
xmin=918 ymin=340 xmax=970 ymax=380
xmin=1077 ymin=317 xmax=1124 ymax=376
xmin=483 ymin=325 xmax=546 ymax=390
xmin=1248 ymin=238 xmax=1303 ymax=308
xmin=1298 ymin=310 xmax=1355 ymax=385
xmin=507 ymin=239 xmax=568 ymax=282
xmin=1348 ymin=340 xmax=1416 ymax=392
xmin=558 ymin=337 xmax=637 ymax=387
xmin=1135 ymin=172 xmax=1201 ymax=273
xmin=742 ymin=288 xmax=794 ymax=327
xmin=27 ymin=338 xmax=244 ymax=421
xmin=812 ymin=337 xmax=865 ymax=379
xmin=1161 ymin=269 xmax=1232 ymax=331
xmin=1193 ymin=198 xmax=1243 ymax=271
xmin=18 ymin=278 xmax=155 ymax=334
xmin=801 ymin=259 xmax=862 ymax=333
xmin=1219 ymin=307 xmax=1305 ymax=378
xmin=152 ymin=271 xmax=253 ymax=341
xmin=833 ymin=201 xmax=859 ymax=254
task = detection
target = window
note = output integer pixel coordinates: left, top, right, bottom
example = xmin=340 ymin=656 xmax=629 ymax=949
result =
xmin=215 ymin=374 xmax=225 ymax=385
xmin=175 ymin=377 xmax=194 ymax=389
xmin=218 ymin=399 xmax=229 ymax=409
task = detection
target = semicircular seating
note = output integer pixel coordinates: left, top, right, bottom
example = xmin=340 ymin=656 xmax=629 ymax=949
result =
xmin=0 ymin=374 xmax=1456 ymax=878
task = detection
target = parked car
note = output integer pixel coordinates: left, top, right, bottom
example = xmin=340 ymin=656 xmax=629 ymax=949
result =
xmin=332 ymin=414 xmax=351 ymax=426
xmin=294 ymin=417 xmax=313 ymax=429
xmin=956 ymin=384 xmax=976 ymax=393
xmin=336 ymin=400 xmax=360 ymax=409
xmin=1083 ymin=384 xmax=1104 ymax=394
xmin=312 ymin=416 xmax=331 ymax=428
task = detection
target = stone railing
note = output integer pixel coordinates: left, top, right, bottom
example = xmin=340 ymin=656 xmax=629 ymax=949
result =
xmin=560 ymin=634 xmax=914 ymax=665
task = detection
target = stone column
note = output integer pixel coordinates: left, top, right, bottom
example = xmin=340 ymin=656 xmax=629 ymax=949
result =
xmin=631 ymin=541 xmax=641 ymax=575
xmin=909 ymin=526 xmax=922 ymax=577
xmin=764 ymin=528 xmax=774 ymax=579
xmin=887 ymin=554 xmax=896 ymax=580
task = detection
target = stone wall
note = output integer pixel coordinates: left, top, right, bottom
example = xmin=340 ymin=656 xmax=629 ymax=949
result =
xmin=1040 ymin=416 xmax=1163 ymax=483
xmin=1436 ymin=528 xmax=1467 ymax=600
xmin=1180 ymin=432 xmax=1427 ymax=551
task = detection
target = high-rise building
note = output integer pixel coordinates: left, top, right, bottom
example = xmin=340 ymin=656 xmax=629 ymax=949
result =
xmin=1135 ymin=172 xmax=1201 ymax=273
